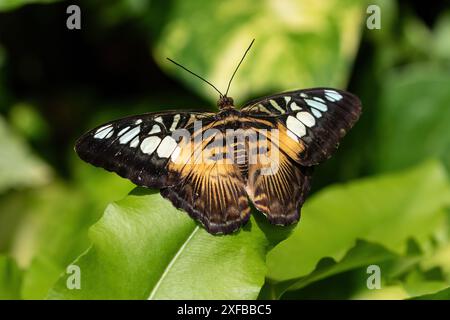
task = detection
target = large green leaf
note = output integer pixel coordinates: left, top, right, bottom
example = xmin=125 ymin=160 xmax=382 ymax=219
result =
xmin=47 ymin=189 xmax=288 ymax=299
xmin=374 ymin=64 xmax=450 ymax=173
xmin=267 ymin=160 xmax=450 ymax=282
xmin=155 ymin=0 xmax=363 ymax=103
xmin=0 ymin=168 xmax=134 ymax=299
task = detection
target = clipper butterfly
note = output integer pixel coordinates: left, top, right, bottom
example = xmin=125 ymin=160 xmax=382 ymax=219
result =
xmin=75 ymin=41 xmax=361 ymax=234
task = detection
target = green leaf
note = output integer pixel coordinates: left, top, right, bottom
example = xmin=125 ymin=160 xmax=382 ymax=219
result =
xmin=0 ymin=170 xmax=134 ymax=299
xmin=411 ymin=286 xmax=450 ymax=300
xmin=47 ymin=188 xmax=287 ymax=299
xmin=374 ymin=64 xmax=450 ymax=173
xmin=0 ymin=255 xmax=22 ymax=299
xmin=260 ymin=239 xmax=427 ymax=299
xmin=155 ymin=0 xmax=363 ymax=103
xmin=0 ymin=0 xmax=61 ymax=12
xmin=267 ymin=160 xmax=450 ymax=282
xmin=0 ymin=116 xmax=51 ymax=193
xmin=260 ymin=240 xmax=398 ymax=299
xmin=20 ymin=255 xmax=61 ymax=300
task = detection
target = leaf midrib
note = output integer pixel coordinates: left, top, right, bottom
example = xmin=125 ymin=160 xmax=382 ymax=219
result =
xmin=147 ymin=226 xmax=200 ymax=299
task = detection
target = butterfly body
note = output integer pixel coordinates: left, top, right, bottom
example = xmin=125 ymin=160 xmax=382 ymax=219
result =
xmin=76 ymin=88 xmax=361 ymax=234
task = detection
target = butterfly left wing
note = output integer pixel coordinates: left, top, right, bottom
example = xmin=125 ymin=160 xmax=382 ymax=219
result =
xmin=241 ymin=87 xmax=361 ymax=225
xmin=241 ymin=88 xmax=361 ymax=166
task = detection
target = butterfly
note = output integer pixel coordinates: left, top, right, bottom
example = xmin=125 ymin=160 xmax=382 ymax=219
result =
xmin=75 ymin=41 xmax=362 ymax=235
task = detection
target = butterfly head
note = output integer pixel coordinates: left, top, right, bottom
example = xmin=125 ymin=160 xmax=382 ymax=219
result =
xmin=217 ymin=96 xmax=234 ymax=109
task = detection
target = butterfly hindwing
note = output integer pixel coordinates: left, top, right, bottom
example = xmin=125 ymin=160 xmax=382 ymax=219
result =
xmin=244 ymin=126 xmax=313 ymax=225
xmin=241 ymin=88 xmax=362 ymax=166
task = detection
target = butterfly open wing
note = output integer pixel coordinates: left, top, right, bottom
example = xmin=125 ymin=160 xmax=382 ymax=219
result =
xmin=75 ymin=110 xmax=251 ymax=234
xmin=241 ymin=88 xmax=361 ymax=225
xmin=241 ymin=88 xmax=361 ymax=166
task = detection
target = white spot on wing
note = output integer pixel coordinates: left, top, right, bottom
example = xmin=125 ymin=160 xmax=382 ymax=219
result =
xmin=300 ymin=93 xmax=308 ymax=98
xmin=140 ymin=136 xmax=160 ymax=154
xmin=117 ymin=126 xmax=130 ymax=136
xmin=305 ymin=99 xmax=327 ymax=112
xmin=149 ymin=124 xmax=161 ymax=135
xmin=94 ymin=126 xmax=113 ymax=139
xmin=119 ymin=126 xmax=140 ymax=144
xmin=135 ymin=119 xmax=143 ymax=125
xmin=284 ymin=96 xmax=291 ymax=104
xmin=311 ymin=108 xmax=322 ymax=118
xmin=130 ymin=136 xmax=140 ymax=148
xmin=286 ymin=115 xmax=306 ymax=138
xmin=257 ymin=103 xmax=271 ymax=114
xmin=157 ymin=136 xmax=178 ymax=158
xmin=290 ymin=102 xmax=301 ymax=111
xmin=269 ymin=99 xmax=285 ymax=114
xmin=286 ymin=129 xmax=298 ymax=141
xmin=296 ymin=112 xmax=316 ymax=127
xmin=170 ymin=114 xmax=181 ymax=131
xmin=171 ymin=146 xmax=181 ymax=162
xmin=95 ymin=125 xmax=111 ymax=134
xmin=154 ymin=116 xmax=164 ymax=125
xmin=324 ymin=90 xmax=343 ymax=102
xmin=313 ymin=97 xmax=326 ymax=103
xmin=105 ymin=130 xmax=114 ymax=139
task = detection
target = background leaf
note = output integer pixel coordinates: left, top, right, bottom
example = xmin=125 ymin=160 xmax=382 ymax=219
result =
xmin=0 ymin=0 xmax=61 ymax=12
xmin=267 ymin=160 xmax=450 ymax=282
xmin=411 ymin=287 xmax=450 ymax=300
xmin=374 ymin=64 xmax=450 ymax=173
xmin=155 ymin=0 xmax=364 ymax=102
xmin=0 ymin=255 xmax=22 ymax=299
xmin=0 ymin=116 xmax=51 ymax=194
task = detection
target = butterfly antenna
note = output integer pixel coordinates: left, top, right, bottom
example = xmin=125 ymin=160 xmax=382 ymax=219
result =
xmin=224 ymin=39 xmax=255 ymax=97
xmin=166 ymin=57 xmax=224 ymax=97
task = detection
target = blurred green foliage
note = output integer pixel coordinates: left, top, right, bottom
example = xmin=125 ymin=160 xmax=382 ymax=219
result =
xmin=0 ymin=0 xmax=449 ymax=300
xmin=0 ymin=0 xmax=60 ymax=12
xmin=156 ymin=0 xmax=363 ymax=102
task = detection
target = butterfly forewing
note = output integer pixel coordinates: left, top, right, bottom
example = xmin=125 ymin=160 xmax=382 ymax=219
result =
xmin=75 ymin=111 xmax=215 ymax=188
xmin=241 ymin=88 xmax=361 ymax=165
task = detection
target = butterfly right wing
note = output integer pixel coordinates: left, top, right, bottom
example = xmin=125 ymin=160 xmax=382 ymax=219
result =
xmin=75 ymin=111 xmax=251 ymax=234
xmin=162 ymin=113 xmax=251 ymax=234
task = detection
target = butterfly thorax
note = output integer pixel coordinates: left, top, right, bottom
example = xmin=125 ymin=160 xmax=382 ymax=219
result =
xmin=217 ymin=96 xmax=235 ymax=110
